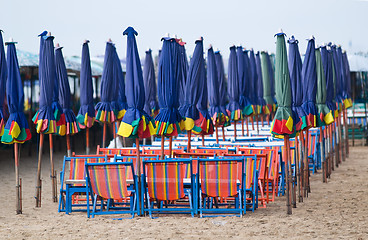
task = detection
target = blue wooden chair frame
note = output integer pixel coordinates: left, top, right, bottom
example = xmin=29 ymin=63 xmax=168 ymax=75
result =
xmin=141 ymin=158 xmax=195 ymax=218
xmin=58 ymin=155 xmax=107 ymax=214
xmin=85 ymin=161 xmax=139 ymax=219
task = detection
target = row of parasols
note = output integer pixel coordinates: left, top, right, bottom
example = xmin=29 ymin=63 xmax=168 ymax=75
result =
xmin=0 ymin=27 xmax=352 ymax=214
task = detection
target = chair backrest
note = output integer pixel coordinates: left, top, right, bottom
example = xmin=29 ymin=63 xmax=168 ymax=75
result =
xmin=115 ymin=155 xmax=159 ymax=177
xmin=143 ymin=158 xmax=191 ymax=201
xmin=198 ymin=157 xmax=244 ymax=198
xmin=141 ymin=147 xmax=171 ymax=155
xmin=173 ymin=151 xmax=215 ymax=175
xmin=86 ymin=162 xmax=134 ymax=200
xmin=96 ymin=145 xmax=138 ymax=155
xmin=189 ymin=148 xmax=228 ymax=156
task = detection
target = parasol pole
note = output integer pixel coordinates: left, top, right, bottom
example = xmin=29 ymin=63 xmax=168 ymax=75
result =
xmin=296 ymin=135 xmax=302 ymax=203
xmin=299 ymin=131 xmax=305 ymax=199
xmin=222 ymin=126 xmax=225 ymax=141
xmin=256 ymin=114 xmax=259 ymax=135
xmin=215 ymin=123 xmax=219 ymax=144
xmin=66 ymin=134 xmax=71 ymax=157
xmin=261 ymin=113 xmax=264 ymax=127
xmin=241 ymin=119 xmax=245 ymax=136
xmin=246 ymin=117 xmax=249 ymax=136
xmin=86 ymin=127 xmax=90 ymax=154
xmin=344 ymin=108 xmax=349 ymax=157
xmin=114 ymin=122 xmax=117 ymax=148
xmin=35 ymin=133 xmax=44 ymax=207
xmin=161 ymin=136 xmax=165 ymax=159
xmin=251 ymin=116 xmax=254 ymax=130
xmin=169 ymin=136 xmax=173 ymax=158
xmin=49 ymin=134 xmax=57 ymax=202
xmin=320 ymin=126 xmax=326 ymax=183
xmin=187 ymin=130 xmax=192 ymax=153
xmin=284 ymin=135 xmax=292 ymax=214
xmin=102 ymin=122 xmax=107 ymax=148
xmin=135 ymin=137 xmax=142 ymax=215
xmin=201 ymin=133 xmax=205 ymax=146
xmin=14 ymin=142 xmax=21 ymax=214
xmin=233 ymin=120 xmax=237 ymax=139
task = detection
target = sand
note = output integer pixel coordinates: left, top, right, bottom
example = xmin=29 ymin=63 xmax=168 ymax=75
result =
xmin=0 ymin=144 xmax=367 ymax=240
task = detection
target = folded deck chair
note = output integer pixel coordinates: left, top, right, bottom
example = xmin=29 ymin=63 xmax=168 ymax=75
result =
xmin=142 ymin=158 xmax=195 ymax=218
xmin=85 ymin=161 xmax=139 ymax=219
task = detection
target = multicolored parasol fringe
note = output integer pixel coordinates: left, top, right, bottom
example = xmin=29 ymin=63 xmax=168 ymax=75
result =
xmin=95 ymin=102 xmax=117 ymax=123
xmin=77 ymin=104 xmax=95 ymax=129
xmin=271 ymin=106 xmax=294 ymax=136
xmin=2 ymin=113 xmax=31 ymax=144
xmin=32 ymin=109 xmax=57 ymax=134
xmin=56 ymin=109 xmax=80 ymax=136
xmin=155 ymin=109 xmax=184 ymax=137
xmin=118 ymin=110 xmax=156 ymax=139
xmin=316 ymin=104 xmax=334 ymax=127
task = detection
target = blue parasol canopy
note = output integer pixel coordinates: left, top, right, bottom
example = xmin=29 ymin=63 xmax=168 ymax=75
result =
xmin=77 ymin=41 xmax=95 ymax=129
xmin=1 ymin=41 xmax=31 ymax=143
xmin=207 ymin=46 xmax=228 ymax=127
xmin=113 ymin=48 xmax=127 ymax=120
xmin=249 ymin=49 xmax=258 ymax=112
xmin=143 ymin=49 xmax=159 ymax=116
xmin=55 ymin=46 xmax=80 ymax=136
xmin=155 ymin=37 xmax=184 ymax=137
xmin=227 ymin=46 xmax=242 ymax=121
xmin=342 ymin=51 xmax=352 ymax=108
xmin=192 ymin=39 xmax=213 ymax=135
xmin=95 ymin=41 xmax=117 ymax=123
xmin=0 ymin=30 xmax=7 ymax=136
xmin=32 ymin=35 xmax=57 ymax=134
xmin=177 ymin=39 xmax=188 ymax=115
xmin=118 ymin=27 xmax=155 ymax=138
xmin=214 ymin=51 xmax=229 ymax=120
xmin=301 ymin=37 xmax=317 ymax=127
xmin=288 ymin=36 xmax=307 ymax=131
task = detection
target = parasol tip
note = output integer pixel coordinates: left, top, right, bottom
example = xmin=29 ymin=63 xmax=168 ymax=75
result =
xmin=47 ymin=32 xmax=51 ymax=36
xmin=84 ymin=39 xmax=90 ymax=44
xmin=208 ymin=44 xmax=212 ymax=49
xmin=307 ymin=35 xmax=315 ymax=41
xmin=173 ymin=34 xmax=178 ymax=39
xmin=107 ymin=38 xmax=112 ymax=42
xmin=196 ymin=36 xmax=203 ymax=41
xmin=279 ymin=28 xmax=284 ymax=33
xmin=55 ymin=43 xmax=60 ymax=48
xmin=164 ymin=33 xmax=170 ymax=38
xmin=8 ymin=37 xmax=13 ymax=42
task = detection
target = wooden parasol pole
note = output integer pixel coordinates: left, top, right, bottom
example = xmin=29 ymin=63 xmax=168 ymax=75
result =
xmin=113 ymin=122 xmax=117 ymax=148
xmin=169 ymin=137 xmax=173 ymax=158
xmin=187 ymin=130 xmax=192 ymax=153
xmin=86 ymin=127 xmax=90 ymax=154
xmin=215 ymin=124 xmax=219 ymax=144
xmin=284 ymin=135 xmax=292 ymax=214
xmin=241 ymin=119 xmax=245 ymax=136
xmin=161 ymin=136 xmax=165 ymax=159
xmin=256 ymin=114 xmax=259 ymax=135
xmin=14 ymin=142 xmax=21 ymax=214
xmin=320 ymin=127 xmax=326 ymax=183
xmin=66 ymin=134 xmax=71 ymax=157
xmin=35 ymin=133 xmax=44 ymax=207
xmin=222 ymin=126 xmax=225 ymax=141
xmin=299 ymin=131 xmax=305 ymax=199
xmin=344 ymin=108 xmax=349 ymax=157
xmin=233 ymin=120 xmax=237 ymax=139
xmin=296 ymin=135 xmax=302 ymax=203
xmin=201 ymin=133 xmax=205 ymax=146
xmin=49 ymin=134 xmax=57 ymax=202
xmin=251 ymin=116 xmax=254 ymax=130
xmin=246 ymin=117 xmax=249 ymax=136
xmin=102 ymin=122 xmax=107 ymax=148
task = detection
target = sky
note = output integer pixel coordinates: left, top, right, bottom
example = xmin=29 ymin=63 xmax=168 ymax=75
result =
xmin=1 ymin=0 xmax=368 ymax=60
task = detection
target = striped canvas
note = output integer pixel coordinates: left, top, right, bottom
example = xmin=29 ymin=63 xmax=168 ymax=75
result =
xmin=146 ymin=162 xmax=185 ymax=201
xmin=88 ymin=165 xmax=130 ymax=199
xmin=69 ymin=157 xmax=105 ymax=186
xmin=199 ymin=160 xmax=238 ymax=198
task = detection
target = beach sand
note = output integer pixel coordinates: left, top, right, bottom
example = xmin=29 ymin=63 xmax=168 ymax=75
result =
xmin=0 ymin=144 xmax=367 ymax=239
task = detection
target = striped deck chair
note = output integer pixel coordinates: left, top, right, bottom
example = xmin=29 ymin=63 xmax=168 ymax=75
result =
xmin=85 ymin=161 xmax=139 ymax=218
xmin=190 ymin=148 xmax=228 ymax=156
xmin=114 ymin=154 xmax=159 ymax=176
xmin=96 ymin=145 xmax=138 ymax=155
xmin=58 ymin=155 xmax=107 ymax=214
xmin=226 ymin=150 xmax=266 ymax=209
xmin=172 ymin=151 xmax=215 ymax=176
xmin=141 ymin=147 xmax=171 ymax=156
xmin=142 ymin=158 xmax=195 ymax=218
xmin=197 ymin=157 xmax=255 ymax=217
